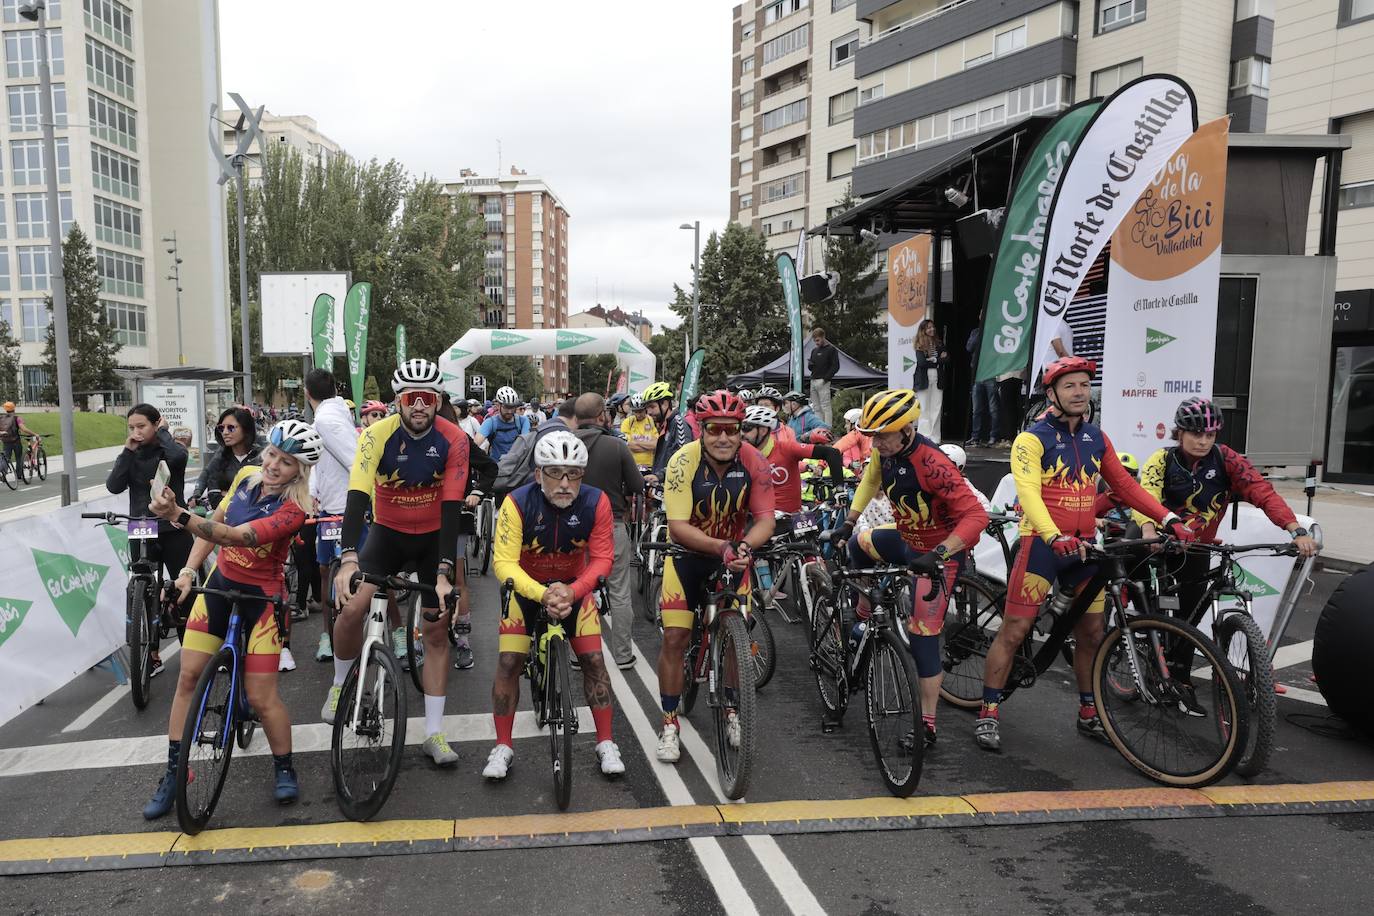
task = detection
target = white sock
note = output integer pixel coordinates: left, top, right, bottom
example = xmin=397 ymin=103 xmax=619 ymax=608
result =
xmin=424 ymin=694 xmax=445 ymax=737
xmin=333 ymin=657 xmax=353 ymax=687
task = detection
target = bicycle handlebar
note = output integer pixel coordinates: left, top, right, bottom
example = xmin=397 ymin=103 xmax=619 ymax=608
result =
xmin=190 ymin=584 xmax=285 ymax=607
xmin=833 ymin=560 xmax=947 ymax=602
xmin=81 ymin=511 xmax=151 ymax=524
xmin=1177 ymin=540 xmax=1300 ymax=557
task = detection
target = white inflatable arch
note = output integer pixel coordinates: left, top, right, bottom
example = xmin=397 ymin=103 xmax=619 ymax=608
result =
xmin=437 ymin=327 xmax=656 ymax=399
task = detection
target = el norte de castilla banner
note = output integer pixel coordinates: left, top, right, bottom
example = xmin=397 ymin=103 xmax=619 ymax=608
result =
xmin=887 ymin=234 xmax=932 ymax=389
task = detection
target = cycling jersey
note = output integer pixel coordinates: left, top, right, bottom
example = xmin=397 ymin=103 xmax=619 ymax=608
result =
xmin=1138 ymin=444 xmax=1296 ymax=541
xmin=214 ymin=465 xmax=308 ymax=592
xmin=663 ymin=439 xmax=775 ymax=543
xmin=850 ymin=433 xmax=987 ymax=551
xmin=758 ymin=433 xmax=830 ymax=514
xmin=834 ymin=429 xmax=871 ymax=468
xmin=184 ymin=568 xmax=282 ymax=671
xmin=493 ymin=480 xmax=614 ymax=604
xmin=480 ymin=412 xmax=531 ymax=462
xmin=650 ymin=410 xmax=694 ymax=478
xmin=349 ymin=414 xmax=470 ymax=535
xmin=620 ymin=414 xmax=658 ymax=467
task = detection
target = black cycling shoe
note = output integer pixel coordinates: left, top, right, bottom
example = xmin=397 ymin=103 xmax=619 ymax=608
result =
xmin=1076 ymin=712 xmax=1111 ymax=744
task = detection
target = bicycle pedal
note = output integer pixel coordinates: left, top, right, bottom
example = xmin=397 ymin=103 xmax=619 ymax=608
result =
xmin=452 ymin=620 xmax=472 ymax=636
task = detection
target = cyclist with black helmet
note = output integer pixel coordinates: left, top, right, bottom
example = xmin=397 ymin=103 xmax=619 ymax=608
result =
xmin=782 ymin=390 xmax=830 ymax=443
xmin=480 ymin=386 xmax=531 ymax=463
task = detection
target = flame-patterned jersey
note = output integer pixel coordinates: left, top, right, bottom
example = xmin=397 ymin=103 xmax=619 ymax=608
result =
xmin=663 ymin=439 xmax=775 ymax=542
xmin=348 ymin=413 xmax=470 ymax=534
xmin=850 ymin=433 xmax=987 ymax=552
xmin=215 ymin=464 xmax=307 ymax=590
xmin=1011 ymin=414 xmax=1168 ymax=541
xmin=1138 ymin=444 xmax=1296 ymax=541
xmin=492 ymin=480 xmax=614 ymax=603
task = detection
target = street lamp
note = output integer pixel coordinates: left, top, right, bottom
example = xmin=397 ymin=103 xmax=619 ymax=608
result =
xmin=679 ymin=221 xmax=700 ymax=352
xmin=163 ymin=234 xmax=185 ymax=366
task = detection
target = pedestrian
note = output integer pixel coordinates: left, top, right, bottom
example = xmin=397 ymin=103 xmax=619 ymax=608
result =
xmin=996 ymin=366 xmax=1025 ymax=446
xmin=192 ymin=407 xmax=260 ymax=506
xmin=965 ymin=322 xmax=1000 ymax=449
xmin=0 ymin=401 xmax=37 ymax=483
xmin=808 ymin=327 xmax=840 ymax=426
xmin=912 ymin=318 xmax=946 ymax=443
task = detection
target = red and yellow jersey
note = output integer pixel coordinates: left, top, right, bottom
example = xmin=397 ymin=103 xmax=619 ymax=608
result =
xmin=492 ymin=481 xmax=614 ymax=604
xmin=214 ymin=465 xmax=307 ymax=591
xmin=1138 ymin=444 xmax=1296 ymax=540
xmin=348 ymin=414 xmax=470 ymax=534
xmin=758 ymin=433 xmax=820 ymax=514
xmin=663 ymin=439 xmax=774 ymax=542
xmin=851 ymin=433 xmax=986 ymax=551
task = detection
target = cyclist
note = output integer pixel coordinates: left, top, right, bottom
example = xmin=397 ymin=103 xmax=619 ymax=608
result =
xmin=655 ymin=390 xmax=775 ymax=763
xmin=453 ymin=396 xmax=487 ymax=449
xmin=975 ymin=357 xmax=1192 ymax=752
xmin=192 ymin=407 xmax=259 ymax=506
xmin=140 ymin=419 xmax=321 ymax=819
xmin=329 ymin=359 xmax=471 ymax=767
xmin=621 ymin=395 xmax=658 ymax=470
xmin=303 ymin=368 xmax=359 ymax=667
xmin=1093 ymin=451 xmax=1139 ymax=529
xmin=642 ymin=381 xmax=693 ymax=485
xmin=480 ymin=386 xmax=531 ymax=463
xmin=826 ymin=390 xmax=988 ymax=745
xmin=939 ymin=443 xmax=993 ymax=512
xmin=782 ymin=391 xmax=830 ymax=443
xmin=0 ymin=401 xmax=37 ymax=483
xmin=740 ymin=404 xmax=844 ymax=521
xmin=834 ymin=407 xmax=872 ymax=470
xmin=360 ymin=400 xmax=388 ymax=427
xmin=481 ymin=430 xmax=623 ymax=779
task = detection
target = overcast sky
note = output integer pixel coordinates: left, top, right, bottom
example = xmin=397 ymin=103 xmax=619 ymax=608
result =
xmin=221 ymin=0 xmax=738 ymax=335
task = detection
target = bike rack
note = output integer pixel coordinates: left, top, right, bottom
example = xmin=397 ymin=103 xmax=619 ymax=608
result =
xmin=1266 ymin=522 xmax=1322 ymax=661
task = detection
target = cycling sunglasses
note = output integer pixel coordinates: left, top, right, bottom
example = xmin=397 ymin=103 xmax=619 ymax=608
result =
xmin=399 ymin=389 xmax=437 ymax=409
xmin=704 ymin=422 xmax=742 ymax=437
xmin=268 ymin=425 xmax=305 ymax=455
xmin=541 ymin=467 xmax=584 ymax=481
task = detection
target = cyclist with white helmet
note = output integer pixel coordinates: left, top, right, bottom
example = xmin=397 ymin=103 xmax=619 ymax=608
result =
xmin=140 ymin=419 xmax=321 ymax=818
xmin=480 ymin=386 xmax=531 ymax=462
xmin=482 ymin=430 xmax=623 ymax=779
xmin=939 ymin=443 xmax=992 ymax=512
xmin=834 ymin=407 xmax=872 ymax=469
xmin=329 ymin=359 xmax=474 ymax=767
xmin=620 ymin=394 xmax=658 ymax=469
xmin=740 ymin=404 xmax=845 ymax=520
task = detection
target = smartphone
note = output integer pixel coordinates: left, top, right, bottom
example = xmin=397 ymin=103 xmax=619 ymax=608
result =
xmin=151 ymin=460 xmax=171 ymax=497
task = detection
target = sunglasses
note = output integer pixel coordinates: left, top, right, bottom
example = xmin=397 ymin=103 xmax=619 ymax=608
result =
xmin=741 ymin=423 xmax=767 ymax=434
xmin=364 ymin=410 xmax=386 ymax=419
xmin=399 ymin=390 xmax=436 ymax=409
xmin=541 ymin=467 xmax=584 ymax=481
xmin=217 ymin=423 xmax=238 ymax=432
xmin=268 ymin=426 xmax=304 ymax=455
xmin=704 ymin=422 xmax=742 ymax=437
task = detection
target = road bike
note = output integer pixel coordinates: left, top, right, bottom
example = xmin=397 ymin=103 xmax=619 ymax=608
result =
xmin=404 ymin=568 xmax=470 ymax=693
xmin=24 ymin=433 xmax=47 ymax=481
xmin=466 ymin=496 xmax=495 ymax=576
xmin=638 ymin=488 xmax=668 ymax=621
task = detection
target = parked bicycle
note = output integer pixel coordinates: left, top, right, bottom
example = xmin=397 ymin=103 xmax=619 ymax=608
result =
xmin=24 ymin=433 xmax=48 ymax=482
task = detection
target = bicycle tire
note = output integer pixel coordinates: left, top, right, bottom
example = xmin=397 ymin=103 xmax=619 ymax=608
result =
xmin=404 ymin=594 xmax=425 ymax=693
xmin=35 ymin=445 xmax=46 ymax=481
xmin=714 ymin=612 xmax=757 ymax=800
xmin=0 ymin=457 xmax=13 ymax=490
xmin=283 ymin=551 xmax=300 ymax=617
xmin=681 ymin=616 xmax=702 ymax=716
xmin=811 ymin=589 xmax=849 ymax=716
xmin=331 ymin=648 xmax=408 ymax=821
xmin=478 ymin=506 xmax=494 ymax=576
xmin=1093 ymin=612 xmax=1247 ymax=788
xmin=175 ymin=647 xmax=237 ymax=835
xmin=802 ymin=561 xmax=831 ymax=644
xmin=865 ymin=627 xmax=924 ymax=797
xmin=1216 ymin=612 xmax=1275 ymax=778
xmin=748 ymin=605 xmax=776 ymax=689
xmin=938 ymin=576 xmax=1005 ymax=709
xmin=548 ymin=634 xmax=574 ymax=811
xmin=127 ymin=582 xmax=154 ymax=710
xmin=236 ymin=715 xmax=257 ymax=750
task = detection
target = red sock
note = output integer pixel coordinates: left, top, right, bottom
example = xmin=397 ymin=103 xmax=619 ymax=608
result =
xmin=591 ymin=705 xmax=613 ymax=743
xmin=494 ymin=714 xmax=515 ymax=747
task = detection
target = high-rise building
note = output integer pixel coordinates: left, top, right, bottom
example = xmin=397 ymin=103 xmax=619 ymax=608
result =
xmin=221 ymin=107 xmax=343 ymax=185
xmin=442 ymin=166 xmax=571 ymax=395
xmin=2 ymin=0 xmax=229 ymax=403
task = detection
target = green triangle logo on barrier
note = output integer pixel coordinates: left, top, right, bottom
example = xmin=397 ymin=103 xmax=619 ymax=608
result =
xmin=1237 ymin=567 xmax=1279 ymax=598
xmin=556 ymin=330 xmax=596 ymax=350
xmin=0 ymin=596 xmax=33 ymax=651
xmin=630 ymin=370 xmax=650 ymax=383
xmin=101 ymin=523 xmax=131 ymax=570
xmin=902 ymin=355 xmax=916 ymax=372
xmin=442 ymin=372 xmax=461 ymax=382
xmin=491 ymin=331 xmax=528 ymax=350
xmin=32 ymin=548 xmax=109 ymax=637
xmin=447 ymin=347 xmax=470 ymax=361
xmin=618 ymin=339 xmax=641 ymax=355
xmin=1145 ymin=327 xmax=1176 ymax=354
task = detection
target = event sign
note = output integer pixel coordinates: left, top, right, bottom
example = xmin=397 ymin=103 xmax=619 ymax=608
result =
xmin=681 ymin=347 xmax=706 ymax=407
xmin=343 ymin=282 xmax=372 ymax=422
xmin=136 ymin=379 xmax=206 ymax=460
xmin=886 ymin=234 xmax=932 ymax=389
xmin=1101 ymin=117 xmax=1229 ymax=451
xmin=395 ymin=323 xmax=408 ymax=365
xmin=777 ymin=253 xmax=804 ymax=394
xmin=310 ymin=293 xmax=335 ymax=369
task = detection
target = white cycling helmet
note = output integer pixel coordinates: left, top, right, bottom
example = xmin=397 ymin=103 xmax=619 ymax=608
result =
xmin=743 ymin=404 xmax=778 ymax=430
xmin=534 ymin=430 xmax=588 ymax=468
xmin=844 ymin=408 xmax=863 ymax=426
xmin=755 ymin=385 xmax=783 ymax=404
xmin=392 ymin=359 xmax=442 ymax=392
xmin=268 ymin=419 xmax=323 ymax=465
xmin=628 ymin=395 xmax=645 ymax=410
xmin=737 ymin=388 xmax=755 ymax=402
xmin=940 ymin=443 xmax=968 ymax=470
xmin=495 ymin=385 xmax=520 ymax=406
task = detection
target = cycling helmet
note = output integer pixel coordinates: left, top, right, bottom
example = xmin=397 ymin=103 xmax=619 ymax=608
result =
xmin=467 ymin=398 xmax=481 ymax=407
xmin=743 ymin=405 xmax=779 ymax=430
xmin=695 ymin=389 xmax=746 ymax=422
xmin=737 ymin=388 xmax=755 ymax=403
xmin=857 ymin=389 xmax=920 ymax=434
xmin=940 ymin=443 xmax=968 ymax=470
xmin=844 ymin=407 xmax=862 ymax=427
xmin=1042 ymin=355 xmax=1097 ymax=388
xmin=361 ymin=399 xmax=387 ymax=414
xmin=1117 ymin=451 xmax=1140 ymax=474
xmin=2 ymin=402 xmax=13 ymax=411
xmin=628 ymin=395 xmax=645 ymax=410
xmin=784 ymin=390 xmax=808 ymax=404
xmin=495 ymin=386 xmax=520 ymax=406
xmin=1174 ymin=396 xmax=1223 ymax=433
xmin=534 ymin=430 xmax=588 ymax=468
xmin=268 ymin=419 xmax=323 ymax=465
xmin=641 ymin=381 xmax=674 ymax=403
xmin=392 ymin=359 xmax=443 ymax=392
xmin=755 ymin=385 xmax=783 ymax=404
xmin=607 ymin=392 xmax=629 ymax=408
xmin=344 ymin=399 xmax=356 ymax=410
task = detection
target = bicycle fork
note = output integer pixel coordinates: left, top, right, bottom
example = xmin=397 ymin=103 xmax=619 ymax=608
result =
xmin=350 ymin=596 xmax=391 ymax=735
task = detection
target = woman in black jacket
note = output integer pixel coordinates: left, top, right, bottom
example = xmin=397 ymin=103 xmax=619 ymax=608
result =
xmin=191 ymin=407 xmax=260 ymax=505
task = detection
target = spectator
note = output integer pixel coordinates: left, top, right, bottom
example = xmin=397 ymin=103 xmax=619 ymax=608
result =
xmin=965 ymin=322 xmax=1000 ymax=449
xmin=912 ymin=318 xmax=946 ymax=443
xmin=995 ymin=366 xmax=1024 ymax=447
xmin=808 ymin=327 xmax=840 ymax=425
xmin=192 ymin=407 xmax=260 ymax=505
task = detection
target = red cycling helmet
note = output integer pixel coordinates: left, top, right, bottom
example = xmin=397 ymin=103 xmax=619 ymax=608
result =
xmin=361 ymin=400 xmax=387 ymax=415
xmin=806 ymin=427 xmax=834 ymax=445
xmin=695 ymin=389 xmax=746 ymax=422
xmin=1042 ymin=355 xmax=1097 ymax=388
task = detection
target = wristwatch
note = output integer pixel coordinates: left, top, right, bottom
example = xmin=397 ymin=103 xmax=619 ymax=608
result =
xmin=1290 ymin=527 xmax=1309 ymax=539
xmin=175 ymin=510 xmax=192 ymax=528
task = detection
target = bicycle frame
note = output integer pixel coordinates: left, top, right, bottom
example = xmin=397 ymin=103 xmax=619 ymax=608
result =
xmin=831 ymin=566 xmax=908 ymax=684
xmin=189 ymin=602 xmax=253 ymax=753
xmin=350 ymin=589 xmax=394 ymax=729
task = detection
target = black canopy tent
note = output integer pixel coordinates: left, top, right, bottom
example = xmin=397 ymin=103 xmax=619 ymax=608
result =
xmin=727 ymin=339 xmax=885 ymax=390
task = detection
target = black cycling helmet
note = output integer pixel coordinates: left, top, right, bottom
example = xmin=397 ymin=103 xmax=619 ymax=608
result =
xmin=1174 ymin=396 xmax=1223 ymax=433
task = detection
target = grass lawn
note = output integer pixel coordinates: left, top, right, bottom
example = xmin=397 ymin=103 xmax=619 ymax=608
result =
xmin=18 ymin=411 xmax=130 ymax=452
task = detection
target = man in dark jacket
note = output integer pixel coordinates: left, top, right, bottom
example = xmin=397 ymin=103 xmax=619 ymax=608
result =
xmin=808 ymin=327 xmax=840 ymax=425
xmin=572 ymin=393 xmax=645 ymax=670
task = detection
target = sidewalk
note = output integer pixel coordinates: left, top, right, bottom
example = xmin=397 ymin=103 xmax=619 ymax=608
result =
xmin=41 ymin=444 xmax=126 ymax=476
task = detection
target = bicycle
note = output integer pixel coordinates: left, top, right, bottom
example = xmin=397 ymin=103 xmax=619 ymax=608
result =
xmin=638 ymin=488 xmax=668 ymax=621
xmin=466 ymin=495 xmax=495 ymax=576
xmin=24 ymin=433 xmax=47 ymax=482
xmin=645 ymin=542 xmax=758 ymax=800
xmin=404 ymin=568 xmax=470 ymax=694
xmin=808 ymin=532 xmax=926 ymax=797
xmin=0 ymin=445 xmax=16 ymax=489
xmin=82 ymin=511 xmax=183 ymax=710
xmin=174 ymin=583 xmax=285 ymax=835
xmin=331 ymin=570 xmax=455 ymax=821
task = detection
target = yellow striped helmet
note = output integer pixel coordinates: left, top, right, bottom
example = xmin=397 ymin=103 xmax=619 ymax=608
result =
xmin=857 ymin=388 xmax=920 ymax=433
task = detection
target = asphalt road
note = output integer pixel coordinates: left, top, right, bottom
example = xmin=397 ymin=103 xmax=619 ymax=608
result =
xmin=0 ymin=457 xmax=208 ymax=516
xmin=2 ymin=554 xmax=1372 ymax=915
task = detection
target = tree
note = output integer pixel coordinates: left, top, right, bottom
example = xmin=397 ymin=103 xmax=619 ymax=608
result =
xmin=0 ymin=319 xmax=19 ymax=403
xmin=42 ymin=226 xmax=122 ymax=406
xmin=567 ymin=352 xmax=620 ymax=396
xmin=813 ymin=186 xmax=887 ymax=368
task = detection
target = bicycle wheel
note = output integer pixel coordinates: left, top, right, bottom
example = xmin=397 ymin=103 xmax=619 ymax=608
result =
xmin=325 ymin=557 xmax=342 ymax=642
xmin=1215 ymin=612 xmax=1276 ymax=777
xmin=748 ymin=605 xmax=776 ymax=690
xmin=811 ymin=588 xmax=849 ymax=717
xmin=547 ymin=635 xmax=575 ymax=810
xmin=127 ymin=582 xmax=154 ymax=710
xmin=404 ymin=594 xmax=425 ymax=693
xmin=332 ymin=648 xmax=408 ymax=821
xmin=713 ymin=612 xmax=758 ymax=800
xmin=34 ymin=445 xmax=46 ymax=481
xmin=0 ymin=457 xmax=14 ymax=490
xmin=681 ymin=616 xmax=703 ymax=716
xmin=478 ymin=506 xmax=494 ymax=575
xmin=236 ymin=715 xmax=257 ymax=750
xmin=1093 ymin=612 xmax=1247 ymax=788
xmin=865 ymin=628 xmax=924 ymax=797
xmin=175 ymin=647 xmax=237 ymax=835
xmin=938 ymin=576 xmax=1004 ymax=709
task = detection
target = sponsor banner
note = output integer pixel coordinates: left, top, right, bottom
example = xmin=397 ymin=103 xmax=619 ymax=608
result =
xmin=976 ymin=101 xmax=1100 ymax=382
xmin=1101 ymin=116 xmax=1229 ymax=451
xmin=310 ymin=293 xmax=335 ymax=370
xmin=342 ymin=282 xmax=372 ymax=422
xmin=437 ymin=328 xmax=655 ymax=401
xmin=1030 ymin=75 xmax=1198 ymax=385
xmin=777 ymin=253 xmax=804 ymax=394
xmin=886 ymin=234 xmax=932 ymax=389
xmin=681 ymin=348 xmax=706 ymax=407
xmin=395 ymin=323 xmax=407 ymax=364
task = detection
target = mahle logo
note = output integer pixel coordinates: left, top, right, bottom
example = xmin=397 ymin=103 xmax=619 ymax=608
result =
xmin=0 ymin=597 xmax=34 ymax=651
xmin=32 ymin=548 xmax=109 ymax=637
xmin=491 ymin=331 xmax=528 ymax=350
xmin=1145 ymin=327 xmax=1176 ymax=353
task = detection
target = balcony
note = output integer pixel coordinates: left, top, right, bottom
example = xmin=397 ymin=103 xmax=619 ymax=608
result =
xmin=856 ymin=0 xmax=1052 ymax=78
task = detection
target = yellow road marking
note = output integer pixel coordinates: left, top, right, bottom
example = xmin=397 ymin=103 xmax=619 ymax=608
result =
xmin=454 ymin=804 xmax=721 ymax=839
xmin=1201 ymin=780 xmax=1374 ymax=806
xmin=0 ymin=831 xmax=179 ymax=862
xmin=964 ymin=787 xmax=1213 ymax=814
xmin=172 ymin=819 xmax=452 ymax=853
xmin=719 ymin=796 xmax=974 ymax=824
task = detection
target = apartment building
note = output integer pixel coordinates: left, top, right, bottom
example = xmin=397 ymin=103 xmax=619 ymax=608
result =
xmin=442 ymin=166 xmax=571 ymax=394
xmin=568 ymin=303 xmax=653 ymax=344
xmin=221 ymin=107 xmax=343 ymax=185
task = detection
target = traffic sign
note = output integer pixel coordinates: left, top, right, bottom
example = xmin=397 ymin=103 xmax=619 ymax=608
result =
xmin=470 ymin=374 xmax=486 ymax=390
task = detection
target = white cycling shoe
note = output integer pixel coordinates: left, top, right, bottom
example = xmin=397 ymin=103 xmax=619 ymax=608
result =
xmin=482 ymin=744 xmax=514 ymax=780
xmin=726 ymin=710 xmax=741 ymax=749
xmin=596 ymin=740 xmax=625 ymax=776
xmin=656 ymin=722 xmax=681 ymax=763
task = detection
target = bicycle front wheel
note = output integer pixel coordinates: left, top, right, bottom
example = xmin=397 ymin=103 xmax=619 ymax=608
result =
xmin=0 ymin=458 xmax=13 ymax=490
xmin=810 ymin=589 xmax=849 ymax=717
xmin=1216 ymin=612 xmax=1276 ymax=777
xmin=127 ymin=583 xmax=154 ymax=710
xmin=547 ymin=635 xmax=574 ymax=811
xmin=865 ymin=628 xmax=924 ymax=797
xmin=1093 ymin=613 xmax=1247 ymax=788
xmin=939 ymin=576 xmax=1005 ymax=709
xmin=478 ymin=507 xmax=494 ymax=575
xmin=748 ymin=607 xmax=776 ymax=690
xmin=713 ymin=612 xmax=757 ymax=800
xmin=34 ymin=446 xmax=46 ymax=481
xmin=175 ymin=647 xmax=237 ymax=835
xmin=332 ymin=649 xmax=408 ymax=821
xmin=405 ymin=594 xmax=425 ymax=693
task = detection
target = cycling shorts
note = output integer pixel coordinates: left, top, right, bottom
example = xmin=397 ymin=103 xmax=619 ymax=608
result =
xmin=183 ymin=568 xmax=281 ymax=673
xmin=498 ymin=591 xmax=601 ymax=657
xmin=659 ymin=552 xmax=751 ymax=632
xmin=359 ymin=524 xmax=440 ymax=609
xmin=317 ymin=520 xmax=368 ymax=567
xmin=1005 ymin=534 xmax=1103 ymax=620
xmin=850 ymin=525 xmax=960 ymax=636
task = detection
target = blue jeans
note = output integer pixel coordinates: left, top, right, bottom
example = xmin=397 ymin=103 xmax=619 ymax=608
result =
xmin=970 ymin=378 xmax=1000 ymax=443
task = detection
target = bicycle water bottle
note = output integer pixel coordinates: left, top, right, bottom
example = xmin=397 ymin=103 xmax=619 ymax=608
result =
xmin=848 ymin=621 xmax=867 ymax=653
xmin=1046 ymin=588 xmax=1074 ymax=620
xmin=757 ymin=560 xmax=774 ymax=592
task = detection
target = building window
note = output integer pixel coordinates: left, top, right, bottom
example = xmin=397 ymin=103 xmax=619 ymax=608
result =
xmin=1340 ymin=0 xmax=1374 ymax=25
xmin=739 ymin=157 xmax=753 ymax=178
xmin=1230 ymin=56 xmax=1270 ymax=98
xmin=741 ymin=55 xmax=755 ymax=75
xmin=88 ymin=91 xmax=135 ymax=150
xmin=4 ymin=28 xmax=64 ymax=79
xmin=3 ymin=0 xmax=61 ymax=23
xmin=21 ymin=297 xmax=48 ymax=341
xmin=740 ymin=88 xmax=754 ymax=109
xmin=831 ymin=31 xmax=859 ymax=68
xmin=994 ymin=24 xmax=1027 ymax=58
xmin=14 ymin=191 xmax=73 ymax=239
xmin=1091 ymin=58 xmax=1143 ymax=97
xmin=104 ymin=298 xmax=145 ymax=346
xmin=762 ymin=98 xmax=807 ymax=132
xmin=764 ymin=0 xmax=807 ymax=25
xmin=739 ymin=123 xmax=754 ymax=143
xmin=94 ymin=195 xmax=140 ymax=248
xmin=85 ymin=35 xmax=135 ymax=100
xmin=13 ymin=138 xmax=70 ymax=185
xmin=832 ymin=0 xmax=855 ymax=9
xmin=8 ymin=84 xmax=67 ymax=132
xmin=828 ymin=88 xmax=857 ymax=124
xmin=762 ymin=23 xmax=808 ymax=64
xmin=741 ymin=19 xmax=755 ymax=40
xmin=739 ymin=192 xmax=753 ymax=209
xmin=17 ymin=246 xmax=48 ymax=290
xmin=0 ymin=250 xmax=8 ymax=287
xmin=21 ymin=364 xmax=48 ymax=401
xmin=1339 ymin=181 xmax=1374 ymax=209
xmin=760 ymin=172 xmax=804 ymax=203
xmin=858 ymin=83 xmax=884 ymax=105
xmin=827 ymin=146 xmax=855 ymax=180
xmin=96 ymin=247 xmax=142 ymax=297
xmin=85 ymin=0 xmax=133 ymax=51
xmin=1098 ymin=0 xmax=1146 ymax=33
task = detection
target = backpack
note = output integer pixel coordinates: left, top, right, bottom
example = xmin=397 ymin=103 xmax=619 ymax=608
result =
xmin=494 ymin=429 xmax=537 ymax=492
xmin=0 ymin=413 xmax=17 ymax=441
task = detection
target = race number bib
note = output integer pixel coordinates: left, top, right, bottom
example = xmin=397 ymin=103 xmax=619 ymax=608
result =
xmin=318 ymin=519 xmax=342 ymax=542
xmin=128 ymin=518 xmax=158 ymax=540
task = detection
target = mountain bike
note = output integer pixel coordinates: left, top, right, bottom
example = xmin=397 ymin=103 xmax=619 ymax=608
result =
xmin=25 ymin=434 xmax=47 ymax=481
xmin=638 ymin=488 xmax=668 ymax=621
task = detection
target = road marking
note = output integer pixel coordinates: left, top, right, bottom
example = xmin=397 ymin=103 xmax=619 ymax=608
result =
xmin=1277 ymin=683 xmax=1327 ymax=707
xmin=61 ymin=645 xmax=183 ymax=733
xmin=1272 ymin=639 xmax=1312 ymax=670
xmin=0 ymin=709 xmax=593 ymax=777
